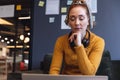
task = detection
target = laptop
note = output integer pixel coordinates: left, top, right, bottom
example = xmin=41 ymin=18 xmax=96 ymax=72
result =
xmin=22 ymin=73 xmax=108 ymax=80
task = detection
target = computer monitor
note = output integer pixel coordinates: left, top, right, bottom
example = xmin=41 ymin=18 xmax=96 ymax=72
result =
xmin=22 ymin=73 xmax=108 ymax=80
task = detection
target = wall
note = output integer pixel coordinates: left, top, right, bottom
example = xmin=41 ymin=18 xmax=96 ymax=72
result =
xmin=92 ymin=0 xmax=120 ymax=60
xmin=31 ymin=0 xmax=120 ymax=69
xmin=31 ymin=0 xmax=70 ymax=69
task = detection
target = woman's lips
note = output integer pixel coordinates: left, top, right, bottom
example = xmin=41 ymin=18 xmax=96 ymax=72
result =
xmin=75 ymin=27 xmax=82 ymax=30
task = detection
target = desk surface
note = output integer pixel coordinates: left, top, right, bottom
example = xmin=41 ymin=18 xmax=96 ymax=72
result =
xmin=22 ymin=73 xmax=108 ymax=80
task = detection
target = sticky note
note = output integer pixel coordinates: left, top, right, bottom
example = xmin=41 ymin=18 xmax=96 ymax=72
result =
xmin=49 ymin=17 xmax=55 ymax=23
xmin=38 ymin=1 xmax=45 ymax=7
xmin=61 ymin=7 xmax=67 ymax=13
xmin=67 ymin=0 xmax=72 ymax=5
xmin=16 ymin=5 xmax=21 ymax=10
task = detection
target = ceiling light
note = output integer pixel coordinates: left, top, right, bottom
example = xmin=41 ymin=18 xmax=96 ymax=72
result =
xmin=24 ymin=37 xmax=30 ymax=43
xmin=7 ymin=41 xmax=10 ymax=44
xmin=1 ymin=39 xmax=4 ymax=42
xmin=27 ymin=32 xmax=30 ymax=36
xmin=16 ymin=41 xmax=19 ymax=44
xmin=20 ymin=35 xmax=24 ymax=40
xmin=0 ymin=18 xmax=13 ymax=25
xmin=0 ymin=31 xmax=15 ymax=35
xmin=5 ymin=37 xmax=8 ymax=40
xmin=18 ymin=16 xmax=31 ymax=20
xmin=10 ymin=39 xmax=14 ymax=42
xmin=7 ymin=45 xmax=30 ymax=48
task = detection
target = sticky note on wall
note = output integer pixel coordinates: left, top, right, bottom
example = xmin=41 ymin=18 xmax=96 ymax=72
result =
xmin=38 ymin=1 xmax=45 ymax=7
xmin=16 ymin=5 xmax=21 ymax=10
xmin=49 ymin=17 xmax=55 ymax=23
xmin=61 ymin=7 xmax=67 ymax=13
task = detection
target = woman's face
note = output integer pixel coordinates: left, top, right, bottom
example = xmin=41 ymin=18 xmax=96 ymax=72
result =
xmin=68 ymin=6 xmax=89 ymax=33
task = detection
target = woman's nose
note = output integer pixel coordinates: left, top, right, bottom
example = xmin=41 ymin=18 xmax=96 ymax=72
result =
xmin=75 ymin=18 xmax=80 ymax=25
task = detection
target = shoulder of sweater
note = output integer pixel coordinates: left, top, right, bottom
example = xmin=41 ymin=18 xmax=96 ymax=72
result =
xmin=55 ymin=34 xmax=69 ymax=46
xmin=57 ymin=34 xmax=69 ymax=41
xmin=90 ymin=31 xmax=104 ymax=42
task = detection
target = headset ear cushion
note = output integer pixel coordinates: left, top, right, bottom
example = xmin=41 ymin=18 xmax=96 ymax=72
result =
xmin=82 ymin=38 xmax=89 ymax=48
xmin=82 ymin=30 xmax=90 ymax=48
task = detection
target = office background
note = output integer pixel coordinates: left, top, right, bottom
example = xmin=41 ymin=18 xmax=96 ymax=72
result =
xmin=31 ymin=0 xmax=120 ymax=69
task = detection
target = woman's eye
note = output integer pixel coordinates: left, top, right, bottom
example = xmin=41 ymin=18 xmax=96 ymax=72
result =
xmin=69 ymin=16 xmax=76 ymax=21
xmin=79 ymin=16 xmax=84 ymax=21
xmin=79 ymin=18 xmax=84 ymax=20
xmin=69 ymin=16 xmax=85 ymax=21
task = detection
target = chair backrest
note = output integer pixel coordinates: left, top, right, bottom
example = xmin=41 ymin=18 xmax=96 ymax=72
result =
xmin=42 ymin=54 xmax=53 ymax=74
xmin=96 ymin=50 xmax=112 ymax=80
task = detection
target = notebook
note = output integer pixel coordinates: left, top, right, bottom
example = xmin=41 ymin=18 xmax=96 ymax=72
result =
xmin=22 ymin=73 xmax=108 ymax=80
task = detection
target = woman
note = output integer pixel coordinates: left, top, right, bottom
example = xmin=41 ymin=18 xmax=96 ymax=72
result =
xmin=49 ymin=0 xmax=105 ymax=75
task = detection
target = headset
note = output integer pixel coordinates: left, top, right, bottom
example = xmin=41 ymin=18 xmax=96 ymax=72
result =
xmin=64 ymin=0 xmax=93 ymax=29
xmin=82 ymin=30 xmax=90 ymax=48
xmin=69 ymin=30 xmax=90 ymax=48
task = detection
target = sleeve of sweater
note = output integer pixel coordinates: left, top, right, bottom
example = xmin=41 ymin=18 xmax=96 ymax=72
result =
xmin=49 ymin=38 xmax=64 ymax=75
xmin=74 ymin=37 xmax=105 ymax=75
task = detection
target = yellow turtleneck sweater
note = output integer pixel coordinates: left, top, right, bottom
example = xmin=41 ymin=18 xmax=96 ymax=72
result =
xmin=49 ymin=31 xmax=105 ymax=75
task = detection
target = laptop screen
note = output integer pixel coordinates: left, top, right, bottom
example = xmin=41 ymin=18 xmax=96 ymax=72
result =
xmin=22 ymin=73 xmax=108 ymax=80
